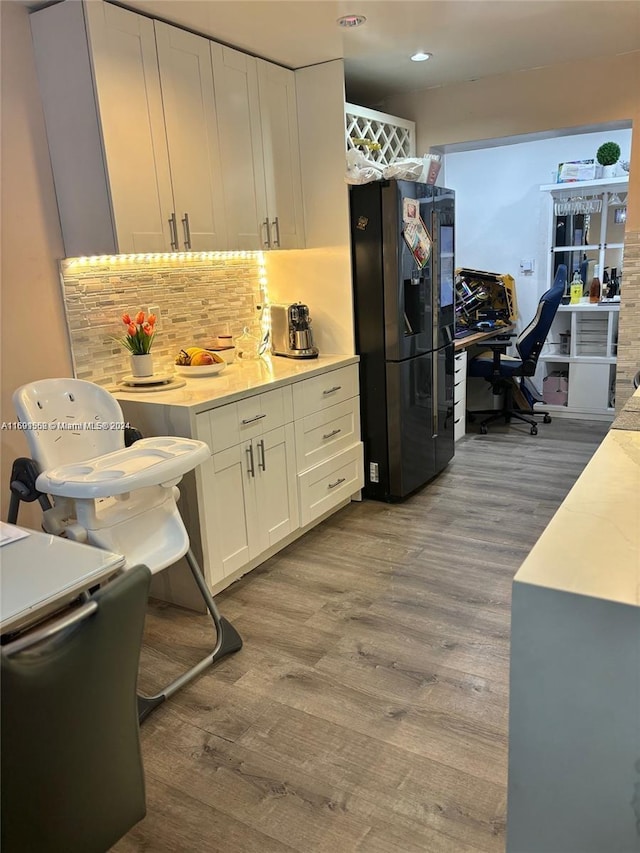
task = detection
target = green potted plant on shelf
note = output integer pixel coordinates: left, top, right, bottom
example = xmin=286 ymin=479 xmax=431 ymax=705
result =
xmin=596 ymin=141 xmax=621 ymax=179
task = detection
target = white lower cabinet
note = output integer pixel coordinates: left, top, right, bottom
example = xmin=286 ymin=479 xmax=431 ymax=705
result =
xmin=293 ymin=364 xmax=364 ymax=524
xmin=454 ymin=350 xmax=467 ymax=441
xmin=200 ymin=423 xmax=298 ymax=586
xmin=119 ymin=360 xmax=363 ymax=596
xmin=298 ymin=443 xmax=363 ymax=526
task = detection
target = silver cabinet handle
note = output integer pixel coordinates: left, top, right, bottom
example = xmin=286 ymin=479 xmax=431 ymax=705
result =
xmin=262 ymin=218 xmax=271 ymax=248
xmin=241 ymin=413 xmax=266 ymax=425
xmin=271 ymin=216 xmax=280 ymax=247
xmin=168 ymin=212 xmax=178 ymax=251
xmin=322 ymin=428 xmax=341 ymax=440
xmin=323 ymin=385 xmax=342 ymax=395
xmin=328 ymin=477 xmax=346 ymax=489
xmin=181 ymin=212 xmax=191 ymax=250
xmin=257 ymin=438 xmax=266 ymax=471
xmin=246 ymin=443 xmax=255 ymax=478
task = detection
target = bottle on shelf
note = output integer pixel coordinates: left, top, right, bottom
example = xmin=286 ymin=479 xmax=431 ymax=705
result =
xmin=609 ymin=267 xmax=619 ymax=298
xmin=570 ymin=270 xmax=583 ymax=304
xmin=579 ymin=253 xmax=589 ymax=294
xmin=589 ymin=264 xmax=601 ymax=304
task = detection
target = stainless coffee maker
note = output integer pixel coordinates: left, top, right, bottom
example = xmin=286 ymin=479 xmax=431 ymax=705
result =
xmin=270 ymin=303 xmax=319 ymax=359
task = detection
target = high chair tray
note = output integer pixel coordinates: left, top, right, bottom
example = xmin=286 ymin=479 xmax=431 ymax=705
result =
xmin=36 ymin=437 xmax=210 ymax=499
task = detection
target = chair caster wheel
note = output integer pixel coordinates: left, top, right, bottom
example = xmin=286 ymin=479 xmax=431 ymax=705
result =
xmin=480 ymin=424 xmax=488 ymax=435
xmin=530 ymin=425 xmax=538 ymax=435
xmin=543 ymin=414 xmax=552 ymax=424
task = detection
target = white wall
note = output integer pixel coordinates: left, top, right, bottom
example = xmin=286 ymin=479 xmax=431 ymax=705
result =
xmin=445 ymin=128 xmax=632 ymax=332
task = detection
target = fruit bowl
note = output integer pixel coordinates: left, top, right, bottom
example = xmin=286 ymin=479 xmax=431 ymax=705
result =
xmin=175 ymin=362 xmax=226 ymax=377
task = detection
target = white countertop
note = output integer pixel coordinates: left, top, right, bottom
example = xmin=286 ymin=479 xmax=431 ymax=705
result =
xmin=514 ymin=390 xmax=640 ymax=607
xmin=112 ymin=353 xmax=358 ymax=413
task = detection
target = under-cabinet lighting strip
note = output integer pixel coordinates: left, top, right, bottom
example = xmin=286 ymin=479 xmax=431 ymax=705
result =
xmin=65 ymin=250 xmax=265 ymax=267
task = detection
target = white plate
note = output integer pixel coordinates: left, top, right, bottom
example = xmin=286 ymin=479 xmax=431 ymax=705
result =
xmin=121 ymin=372 xmax=174 ymax=386
xmin=175 ymin=362 xmax=226 ymax=377
xmin=116 ymin=378 xmax=186 ymax=393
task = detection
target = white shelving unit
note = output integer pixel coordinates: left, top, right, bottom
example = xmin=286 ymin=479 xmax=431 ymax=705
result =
xmin=537 ymin=176 xmax=627 ymax=420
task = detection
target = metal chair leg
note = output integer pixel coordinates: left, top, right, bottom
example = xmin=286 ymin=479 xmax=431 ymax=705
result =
xmin=137 ymin=548 xmax=242 ymax=723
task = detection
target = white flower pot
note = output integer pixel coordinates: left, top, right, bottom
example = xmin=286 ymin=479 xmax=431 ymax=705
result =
xmin=129 ymin=353 xmax=154 ymax=377
xmin=601 ymin=163 xmax=617 ymax=178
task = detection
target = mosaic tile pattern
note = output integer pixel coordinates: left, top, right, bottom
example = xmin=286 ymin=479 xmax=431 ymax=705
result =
xmin=60 ymin=255 xmax=265 ymax=385
xmin=616 ymin=230 xmax=640 ymax=410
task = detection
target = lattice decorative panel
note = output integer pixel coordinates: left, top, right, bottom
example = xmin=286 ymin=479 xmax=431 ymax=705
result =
xmin=345 ymin=102 xmax=416 ymax=166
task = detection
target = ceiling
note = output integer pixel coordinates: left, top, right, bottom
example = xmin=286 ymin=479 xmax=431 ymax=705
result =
xmin=113 ymin=0 xmax=640 ymax=106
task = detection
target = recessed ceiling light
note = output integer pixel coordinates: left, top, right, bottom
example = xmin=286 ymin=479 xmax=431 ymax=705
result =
xmin=337 ymin=15 xmax=366 ymax=28
xmin=410 ymin=52 xmax=432 ymax=62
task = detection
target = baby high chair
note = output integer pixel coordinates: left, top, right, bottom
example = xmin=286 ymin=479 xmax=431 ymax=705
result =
xmin=10 ymin=378 xmax=242 ymax=722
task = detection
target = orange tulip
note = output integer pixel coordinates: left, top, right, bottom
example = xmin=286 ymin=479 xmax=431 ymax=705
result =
xmin=142 ymin=323 xmax=152 ymax=335
xmin=135 ymin=311 xmax=145 ymax=325
xmin=127 ymin=323 xmax=137 ymax=336
xmin=147 ymin=314 xmax=157 ymax=327
xmin=122 ymin=313 xmax=132 ymax=325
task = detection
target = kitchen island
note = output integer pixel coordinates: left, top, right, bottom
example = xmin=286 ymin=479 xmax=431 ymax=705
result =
xmin=114 ymin=354 xmax=364 ymax=605
xmin=507 ymin=388 xmax=640 ymax=852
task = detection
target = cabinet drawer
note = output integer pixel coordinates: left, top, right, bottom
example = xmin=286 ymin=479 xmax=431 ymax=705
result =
xmin=298 ymin=443 xmax=364 ymax=526
xmin=454 ymin=396 xmax=466 ymax=423
xmin=454 ymin=415 xmax=466 ymax=443
xmin=197 ymin=386 xmax=293 ymax=454
xmin=454 ymin=377 xmax=467 ymax=408
xmin=454 ymin=350 xmax=467 ymax=379
xmin=295 ymin=398 xmax=361 ymax=472
xmin=292 ymin=364 xmax=359 ymax=418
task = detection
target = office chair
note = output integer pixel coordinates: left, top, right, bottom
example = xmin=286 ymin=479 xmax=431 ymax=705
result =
xmin=1 ymin=564 xmax=150 ymax=853
xmin=10 ymin=378 xmax=242 ymax=722
xmin=467 ymin=265 xmax=567 ymax=435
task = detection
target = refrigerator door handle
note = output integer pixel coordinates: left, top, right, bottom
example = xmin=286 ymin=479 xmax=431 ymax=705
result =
xmin=431 ymin=209 xmax=439 ymax=437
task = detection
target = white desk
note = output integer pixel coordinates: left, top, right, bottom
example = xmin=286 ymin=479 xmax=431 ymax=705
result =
xmin=0 ymin=524 xmax=125 ymax=634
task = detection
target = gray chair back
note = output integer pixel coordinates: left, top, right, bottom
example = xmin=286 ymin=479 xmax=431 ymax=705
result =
xmin=1 ymin=565 xmax=151 ymax=853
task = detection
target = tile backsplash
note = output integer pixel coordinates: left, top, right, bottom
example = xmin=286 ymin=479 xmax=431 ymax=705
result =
xmin=60 ymin=253 xmax=265 ymax=385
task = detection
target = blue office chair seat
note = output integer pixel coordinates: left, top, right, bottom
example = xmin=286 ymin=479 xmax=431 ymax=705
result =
xmin=467 ymin=265 xmax=567 ymax=435
xmin=468 ymin=352 xmax=523 ymax=378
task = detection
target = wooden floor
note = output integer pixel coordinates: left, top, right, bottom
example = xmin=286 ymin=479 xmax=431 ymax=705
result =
xmin=115 ymin=417 xmax=609 ymax=853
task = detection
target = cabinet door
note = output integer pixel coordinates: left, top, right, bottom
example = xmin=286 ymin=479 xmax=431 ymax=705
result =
xmin=257 ymin=60 xmax=305 ymax=249
xmin=84 ymin=2 xmax=174 ymax=253
xmin=155 ymin=23 xmax=227 ymax=251
xmin=211 ymin=44 xmax=269 ymax=250
xmin=254 ymin=425 xmax=299 ymax=552
xmin=206 ymin=444 xmax=256 ymax=579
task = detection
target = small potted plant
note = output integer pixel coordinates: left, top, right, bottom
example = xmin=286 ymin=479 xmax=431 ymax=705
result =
xmin=596 ymin=141 xmax=621 ymax=179
xmin=117 ymin=310 xmax=157 ymax=376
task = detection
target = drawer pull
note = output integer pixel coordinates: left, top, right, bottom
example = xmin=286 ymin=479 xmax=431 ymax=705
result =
xmin=323 ymin=385 xmax=342 ymax=395
xmin=328 ymin=477 xmax=346 ymax=489
xmin=322 ymin=428 xmax=342 ymax=440
xmin=241 ymin=413 xmax=266 ymax=425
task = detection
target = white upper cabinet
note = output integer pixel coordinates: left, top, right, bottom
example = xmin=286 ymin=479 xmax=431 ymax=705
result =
xmin=85 ymin=4 xmax=177 ymax=254
xmin=31 ymin=1 xmax=305 ymax=256
xmin=210 ymin=44 xmax=269 ymax=250
xmin=212 ymin=44 xmax=305 ymax=250
xmin=31 ymin=1 xmax=174 ymax=255
xmin=257 ymin=59 xmax=305 ymax=249
xmin=154 ymin=22 xmax=227 ymax=251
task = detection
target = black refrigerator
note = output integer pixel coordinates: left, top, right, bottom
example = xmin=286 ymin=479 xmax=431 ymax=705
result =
xmin=350 ymin=179 xmax=455 ymax=501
